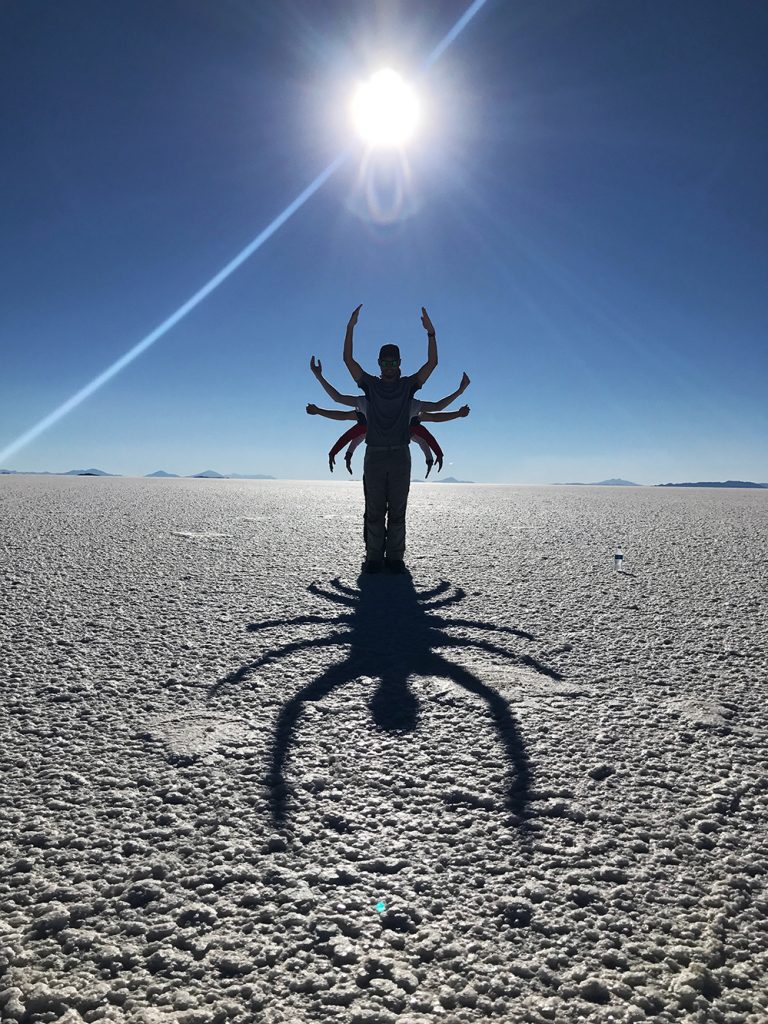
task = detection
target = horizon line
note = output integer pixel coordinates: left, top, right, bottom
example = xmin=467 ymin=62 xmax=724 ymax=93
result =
xmin=3 ymin=470 xmax=767 ymax=488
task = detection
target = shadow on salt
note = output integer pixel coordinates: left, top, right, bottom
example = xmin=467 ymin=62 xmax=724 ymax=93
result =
xmin=209 ymin=573 xmax=568 ymax=827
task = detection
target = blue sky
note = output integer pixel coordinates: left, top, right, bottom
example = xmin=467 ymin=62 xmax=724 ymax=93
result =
xmin=1 ymin=0 xmax=766 ymax=483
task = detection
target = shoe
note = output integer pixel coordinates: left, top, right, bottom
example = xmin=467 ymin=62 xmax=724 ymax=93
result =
xmin=363 ymin=559 xmax=383 ymax=573
xmin=386 ymin=558 xmax=406 ymax=574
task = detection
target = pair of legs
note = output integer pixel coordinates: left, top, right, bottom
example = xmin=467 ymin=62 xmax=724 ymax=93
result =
xmin=362 ymin=447 xmax=411 ymax=565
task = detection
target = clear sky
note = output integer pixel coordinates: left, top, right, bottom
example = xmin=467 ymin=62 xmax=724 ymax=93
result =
xmin=1 ymin=0 xmax=766 ymax=483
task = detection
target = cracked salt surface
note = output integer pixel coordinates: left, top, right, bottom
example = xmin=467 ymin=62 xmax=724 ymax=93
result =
xmin=1 ymin=476 xmax=767 ymax=1024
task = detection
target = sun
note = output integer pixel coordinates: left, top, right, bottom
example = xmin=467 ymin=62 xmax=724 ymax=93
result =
xmin=351 ymin=69 xmax=420 ymax=147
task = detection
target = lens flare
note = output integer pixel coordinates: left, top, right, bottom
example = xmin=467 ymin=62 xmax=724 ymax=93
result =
xmin=352 ymin=69 xmax=419 ymax=147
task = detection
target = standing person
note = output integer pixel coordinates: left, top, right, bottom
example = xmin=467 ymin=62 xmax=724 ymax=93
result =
xmin=342 ymin=304 xmax=438 ymax=573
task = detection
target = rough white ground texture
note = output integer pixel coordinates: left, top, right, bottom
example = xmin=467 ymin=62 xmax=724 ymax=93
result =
xmin=1 ymin=478 xmax=767 ymax=1024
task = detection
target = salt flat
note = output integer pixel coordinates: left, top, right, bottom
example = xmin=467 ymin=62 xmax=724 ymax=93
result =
xmin=1 ymin=477 xmax=767 ymax=1024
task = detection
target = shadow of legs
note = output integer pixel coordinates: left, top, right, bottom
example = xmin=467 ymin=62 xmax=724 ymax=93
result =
xmin=268 ymin=655 xmax=361 ymax=824
xmin=419 ymin=652 xmax=532 ymax=821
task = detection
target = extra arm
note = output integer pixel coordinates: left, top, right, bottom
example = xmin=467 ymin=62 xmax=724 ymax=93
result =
xmin=418 ymin=372 xmax=470 ymax=412
xmin=343 ymin=304 xmax=365 ymax=383
xmin=419 ymin=405 xmax=470 ymax=423
xmin=306 ymin=404 xmax=358 ymax=421
xmin=310 ymin=356 xmax=358 ymax=406
xmin=415 ymin=307 xmax=438 ymax=386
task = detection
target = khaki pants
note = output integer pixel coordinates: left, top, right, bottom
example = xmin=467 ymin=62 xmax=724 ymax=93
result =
xmin=363 ymin=447 xmax=411 ymax=561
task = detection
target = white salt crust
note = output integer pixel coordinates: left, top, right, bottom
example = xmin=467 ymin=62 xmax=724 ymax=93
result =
xmin=1 ymin=477 xmax=767 ymax=1024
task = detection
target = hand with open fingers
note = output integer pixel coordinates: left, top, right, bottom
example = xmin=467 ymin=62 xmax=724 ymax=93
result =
xmin=310 ymin=355 xmax=322 ymax=377
xmin=420 ymin=307 xmax=435 ymax=334
xmin=425 ymin=461 xmax=433 ymax=479
xmin=306 ymin=403 xmax=319 ymax=415
xmin=436 ymin=456 xmax=443 ymax=473
xmin=347 ymin=304 xmax=362 ymax=329
xmin=458 ymin=404 xmax=470 ymax=417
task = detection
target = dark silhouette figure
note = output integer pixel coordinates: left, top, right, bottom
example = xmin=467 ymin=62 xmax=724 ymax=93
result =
xmin=209 ymin=574 xmax=563 ymax=826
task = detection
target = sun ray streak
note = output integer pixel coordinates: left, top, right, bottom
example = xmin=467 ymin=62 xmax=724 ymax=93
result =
xmin=423 ymin=0 xmax=491 ymax=69
xmin=1 ymin=0 xmax=491 ymax=465
xmin=0 ymin=151 xmax=349 ymax=465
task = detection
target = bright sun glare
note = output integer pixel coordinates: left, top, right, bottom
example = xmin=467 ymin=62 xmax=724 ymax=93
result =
xmin=351 ymin=69 xmax=420 ymax=147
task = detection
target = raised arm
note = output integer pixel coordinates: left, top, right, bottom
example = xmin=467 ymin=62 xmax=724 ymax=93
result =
xmin=306 ymin=404 xmax=358 ymax=421
xmin=415 ymin=307 xmax=438 ymax=386
xmin=310 ymin=357 xmax=358 ymax=406
xmin=418 ymin=372 xmax=470 ymax=412
xmin=343 ymin=304 xmax=365 ymax=383
xmin=419 ymin=405 xmax=470 ymax=423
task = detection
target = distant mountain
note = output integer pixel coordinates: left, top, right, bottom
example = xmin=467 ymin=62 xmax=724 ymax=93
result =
xmin=189 ymin=470 xmax=275 ymax=479
xmin=657 ymin=480 xmax=768 ymax=489
xmin=438 ymin=476 xmax=474 ymax=483
xmin=4 ymin=467 xmax=276 ymax=479
xmin=555 ymin=478 xmax=640 ymax=486
xmin=226 ymin=473 xmax=276 ymax=480
xmin=1 ymin=469 xmax=71 ymax=476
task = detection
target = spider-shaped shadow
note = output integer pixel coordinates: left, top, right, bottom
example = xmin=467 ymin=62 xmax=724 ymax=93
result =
xmin=209 ymin=573 xmax=563 ymax=826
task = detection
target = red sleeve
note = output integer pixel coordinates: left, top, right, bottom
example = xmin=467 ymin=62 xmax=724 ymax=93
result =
xmin=329 ymin=422 xmax=367 ymax=458
xmin=411 ymin=422 xmax=443 ymax=460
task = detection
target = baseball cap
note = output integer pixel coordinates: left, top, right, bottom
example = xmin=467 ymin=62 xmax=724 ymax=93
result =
xmin=378 ymin=344 xmax=401 ymax=362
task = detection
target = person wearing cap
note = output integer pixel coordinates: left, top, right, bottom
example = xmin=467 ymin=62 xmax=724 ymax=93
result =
xmin=342 ymin=303 xmax=438 ymax=573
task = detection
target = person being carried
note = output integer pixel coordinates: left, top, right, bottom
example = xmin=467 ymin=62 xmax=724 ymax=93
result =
xmin=306 ymin=398 xmax=470 ymax=476
xmin=307 ymin=357 xmax=470 ymax=477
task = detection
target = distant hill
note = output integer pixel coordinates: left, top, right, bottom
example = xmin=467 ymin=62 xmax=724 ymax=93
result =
xmin=226 ymin=473 xmax=276 ymax=480
xmin=438 ymin=476 xmax=474 ymax=483
xmin=555 ymin=478 xmax=640 ymax=486
xmin=657 ymin=480 xmax=768 ymax=489
xmin=189 ymin=470 xmax=276 ymax=479
xmin=3 ymin=467 xmax=276 ymax=479
xmin=593 ymin=478 xmax=640 ymax=486
xmin=1 ymin=469 xmax=65 ymax=476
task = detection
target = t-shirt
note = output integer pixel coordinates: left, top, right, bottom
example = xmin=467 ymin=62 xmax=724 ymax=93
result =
xmin=359 ymin=372 xmax=422 ymax=446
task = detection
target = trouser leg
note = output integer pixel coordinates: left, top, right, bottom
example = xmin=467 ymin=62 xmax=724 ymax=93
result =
xmin=385 ymin=448 xmax=411 ymax=560
xmin=363 ymin=450 xmax=387 ymax=561
xmin=362 ymin=473 xmax=368 ymax=548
